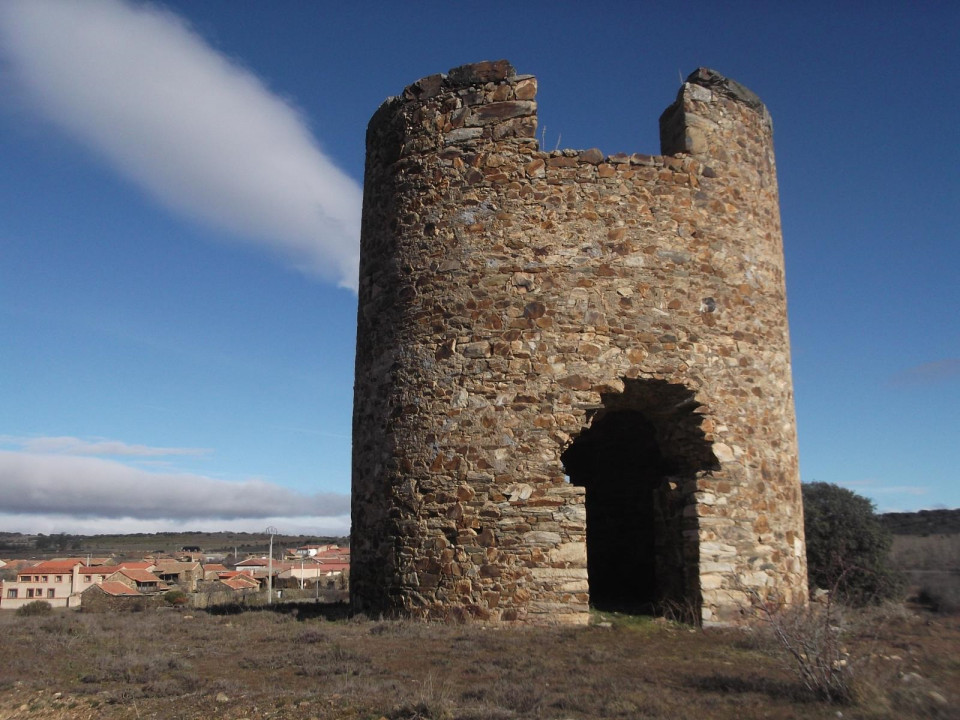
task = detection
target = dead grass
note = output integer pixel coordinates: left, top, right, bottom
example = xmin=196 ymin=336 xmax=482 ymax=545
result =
xmin=0 ymin=604 xmax=956 ymax=719
xmin=890 ymin=534 xmax=960 ymax=573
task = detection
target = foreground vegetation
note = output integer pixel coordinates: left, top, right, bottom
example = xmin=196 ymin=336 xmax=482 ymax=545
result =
xmin=2 ymin=500 xmax=955 ymax=717
xmin=802 ymin=483 xmax=905 ymax=605
xmin=0 ymin=602 xmax=956 ymax=720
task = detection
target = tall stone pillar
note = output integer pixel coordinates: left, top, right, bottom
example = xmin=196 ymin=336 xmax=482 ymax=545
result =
xmin=657 ymin=68 xmax=808 ymax=621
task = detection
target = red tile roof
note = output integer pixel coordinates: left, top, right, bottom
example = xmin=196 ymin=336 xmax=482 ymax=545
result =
xmin=154 ymin=559 xmax=199 ymax=570
xmin=0 ymin=560 xmax=32 ymax=573
xmin=25 ymin=560 xmax=83 ymax=573
xmin=219 ymin=570 xmax=256 ymax=579
xmin=114 ymin=568 xmax=163 ymax=583
xmin=96 ymin=581 xmax=142 ymax=597
xmin=79 ymin=566 xmax=116 ymax=575
xmin=315 ymin=547 xmax=349 ymax=557
xmin=115 ymin=561 xmax=155 ymax=571
xmin=221 ymin=575 xmax=259 ymax=590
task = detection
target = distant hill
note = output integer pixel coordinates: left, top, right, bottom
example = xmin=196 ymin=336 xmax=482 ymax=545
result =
xmin=0 ymin=531 xmax=348 ymax=558
xmin=880 ymin=509 xmax=960 ymax=536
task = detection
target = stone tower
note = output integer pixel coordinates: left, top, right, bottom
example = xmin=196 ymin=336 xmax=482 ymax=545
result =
xmin=351 ymin=61 xmax=807 ymax=625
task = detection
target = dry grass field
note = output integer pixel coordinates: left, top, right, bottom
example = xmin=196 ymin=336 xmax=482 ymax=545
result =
xmin=0 ymin=602 xmax=957 ymax=720
xmin=891 ymin=534 xmax=960 ymax=613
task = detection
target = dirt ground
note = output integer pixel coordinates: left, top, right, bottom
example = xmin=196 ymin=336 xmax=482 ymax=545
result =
xmin=0 ymin=603 xmax=957 ymax=720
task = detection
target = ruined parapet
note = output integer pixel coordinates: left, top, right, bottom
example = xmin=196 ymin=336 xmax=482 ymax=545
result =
xmin=352 ymin=61 xmax=807 ymax=625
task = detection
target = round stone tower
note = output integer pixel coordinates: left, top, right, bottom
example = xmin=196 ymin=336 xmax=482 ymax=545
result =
xmin=351 ymin=61 xmax=807 ymax=625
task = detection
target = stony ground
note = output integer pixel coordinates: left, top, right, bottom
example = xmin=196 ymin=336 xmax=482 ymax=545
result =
xmin=0 ymin=603 xmax=957 ymax=720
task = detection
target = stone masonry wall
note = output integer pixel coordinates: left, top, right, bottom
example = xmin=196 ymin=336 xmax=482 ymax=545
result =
xmin=351 ymin=60 xmax=807 ymax=625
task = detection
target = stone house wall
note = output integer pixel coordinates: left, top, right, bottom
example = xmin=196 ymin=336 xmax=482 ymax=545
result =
xmin=351 ymin=60 xmax=807 ymax=625
xmin=188 ymin=582 xmax=260 ymax=610
xmin=80 ymin=586 xmax=162 ymax=613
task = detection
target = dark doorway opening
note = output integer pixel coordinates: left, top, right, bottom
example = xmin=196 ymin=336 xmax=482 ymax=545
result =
xmin=561 ymin=379 xmax=717 ymax=615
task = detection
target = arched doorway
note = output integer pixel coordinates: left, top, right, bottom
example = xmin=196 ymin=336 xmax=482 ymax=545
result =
xmin=561 ymin=379 xmax=717 ymax=615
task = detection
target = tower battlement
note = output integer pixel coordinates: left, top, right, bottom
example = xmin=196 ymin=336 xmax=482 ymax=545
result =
xmin=351 ymin=61 xmax=807 ymax=625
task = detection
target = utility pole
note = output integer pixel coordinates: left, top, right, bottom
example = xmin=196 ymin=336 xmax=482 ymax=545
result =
xmin=265 ymin=526 xmax=277 ymax=605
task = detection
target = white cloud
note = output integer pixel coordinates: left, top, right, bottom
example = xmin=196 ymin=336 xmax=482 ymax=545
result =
xmin=0 ymin=0 xmax=361 ymax=290
xmin=0 ymin=435 xmax=211 ymax=457
xmin=841 ymin=479 xmax=929 ymax=496
xmin=889 ymin=358 xmax=960 ymax=387
xmin=0 ymin=513 xmax=349 ymax=537
xmin=0 ymin=450 xmax=350 ymax=522
xmin=864 ymin=486 xmax=929 ymax=496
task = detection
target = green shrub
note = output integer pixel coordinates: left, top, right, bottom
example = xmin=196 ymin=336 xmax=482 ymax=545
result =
xmin=17 ymin=600 xmax=53 ymax=617
xmin=163 ymin=590 xmax=188 ymax=607
xmin=802 ymin=482 xmax=904 ymax=605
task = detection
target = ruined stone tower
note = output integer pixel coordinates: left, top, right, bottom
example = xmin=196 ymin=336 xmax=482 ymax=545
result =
xmin=351 ymin=61 xmax=807 ymax=625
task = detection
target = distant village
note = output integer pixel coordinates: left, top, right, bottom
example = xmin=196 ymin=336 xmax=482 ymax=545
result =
xmin=0 ymin=543 xmax=349 ymax=611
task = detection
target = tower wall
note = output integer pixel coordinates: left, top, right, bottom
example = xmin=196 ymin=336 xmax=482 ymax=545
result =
xmin=352 ymin=61 xmax=807 ymax=625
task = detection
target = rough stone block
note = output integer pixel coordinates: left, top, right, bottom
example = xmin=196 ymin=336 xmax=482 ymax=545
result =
xmin=549 ymin=542 xmax=587 ymax=564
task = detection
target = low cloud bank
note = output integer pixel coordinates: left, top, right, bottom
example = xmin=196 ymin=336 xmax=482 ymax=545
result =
xmin=0 ymin=449 xmax=349 ymax=523
xmin=0 ymin=435 xmax=211 ymax=457
xmin=0 ymin=512 xmax=350 ymax=537
xmin=0 ymin=0 xmax=361 ymax=289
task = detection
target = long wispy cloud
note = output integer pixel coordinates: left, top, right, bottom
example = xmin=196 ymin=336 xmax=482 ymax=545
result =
xmin=0 ymin=0 xmax=361 ymax=290
xmin=889 ymin=358 xmax=960 ymax=388
xmin=841 ymin=479 xmax=929 ymax=497
xmin=0 ymin=435 xmax=210 ymax=457
xmin=0 ymin=450 xmax=349 ymax=522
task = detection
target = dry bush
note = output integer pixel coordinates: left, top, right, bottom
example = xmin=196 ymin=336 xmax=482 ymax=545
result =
xmin=79 ymin=649 xmax=192 ymax=686
xmin=656 ymin=596 xmax=702 ymax=625
xmin=38 ymin=614 xmax=89 ymax=638
xmin=852 ymin=665 xmax=953 ymax=718
xmin=916 ymin=572 xmax=960 ymax=614
xmin=890 ymin=533 xmax=960 ymax=571
xmin=290 ymin=640 xmax=373 ymax=678
xmin=743 ymin=589 xmax=855 ymax=703
xmin=396 ymin=671 xmax=456 ymax=720
xmin=744 ymin=592 xmax=957 ymax=717
xmin=16 ymin=600 xmax=53 ymax=616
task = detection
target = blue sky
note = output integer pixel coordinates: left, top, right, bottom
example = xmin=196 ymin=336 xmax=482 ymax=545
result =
xmin=0 ymin=1 xmax=957 ymax=535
